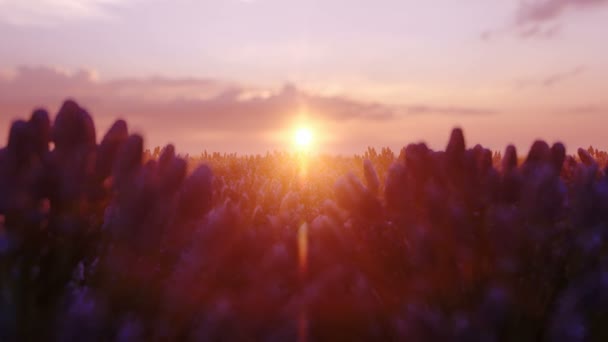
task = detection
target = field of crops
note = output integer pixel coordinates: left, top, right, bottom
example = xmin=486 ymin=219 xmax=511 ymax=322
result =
xmin=2 ymin=100 xmax=608 ymax=341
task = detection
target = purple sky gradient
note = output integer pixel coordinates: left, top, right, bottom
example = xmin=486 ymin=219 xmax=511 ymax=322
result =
xmin=1 ymin=0 xmax=607 ymax=154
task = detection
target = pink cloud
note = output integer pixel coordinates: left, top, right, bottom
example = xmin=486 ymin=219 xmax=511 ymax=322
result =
xmin=403 ymin=105 xmax=498 ymax=116
xmin=515 ymin=66 xmax=585 ymax=89
xmin=516 ymin=0 xmax=608 ymax=25
xmin=482 ymin=0 xmax=608 ymax=41
xmin=0 ymin=66 xmax=500 ymax=153
xmin=517 ymin=24 xmax=561 ymax=39
xmin=0 ymin=67 xmax=394 ymax=130
xmin=0 ymin=66 xmax=396 ymax=150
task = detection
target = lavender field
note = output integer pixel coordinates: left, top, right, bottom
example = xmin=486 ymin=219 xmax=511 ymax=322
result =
xmin=2 ymin=100 xmax=608 ymax=341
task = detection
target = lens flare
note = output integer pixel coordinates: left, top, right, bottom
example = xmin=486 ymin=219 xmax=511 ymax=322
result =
xmin=298 ymin=222 xmax=308 ymax=277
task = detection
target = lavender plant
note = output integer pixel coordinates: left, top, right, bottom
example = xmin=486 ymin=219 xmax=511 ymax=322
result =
xmin=1 ymin=100 xmax=607 ymax=341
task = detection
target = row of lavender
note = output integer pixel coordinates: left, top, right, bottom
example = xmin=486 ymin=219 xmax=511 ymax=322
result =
xmin=1 ymin=100 xmax=607 ymax=341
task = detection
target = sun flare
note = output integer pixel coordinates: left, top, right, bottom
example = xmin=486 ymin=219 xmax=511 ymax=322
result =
xmin=294 ymin=127 xmax=313 ymax=150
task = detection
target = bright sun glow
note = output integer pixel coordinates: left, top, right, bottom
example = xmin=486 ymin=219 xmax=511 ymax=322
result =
xmin=294 ymin=127 xmax=313 ymax=149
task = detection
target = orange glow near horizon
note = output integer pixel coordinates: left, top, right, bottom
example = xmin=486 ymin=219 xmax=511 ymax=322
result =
xmin=294 ymin=126 xmax=313 ymax=185
xmin=294 ymin=127 xmax=313 ymax=150
xmin=290 ymin=107 xmax=320 ymax=154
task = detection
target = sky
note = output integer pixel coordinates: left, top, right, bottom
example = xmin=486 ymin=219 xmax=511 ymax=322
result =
xmin=1 ymin=0 xmax=608 ymax=154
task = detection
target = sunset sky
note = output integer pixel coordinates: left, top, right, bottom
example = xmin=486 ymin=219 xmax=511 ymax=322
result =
xmin=1 ymin=0 xmax=607 ymax=154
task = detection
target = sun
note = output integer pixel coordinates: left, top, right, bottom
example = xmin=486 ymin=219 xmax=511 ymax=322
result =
xmin=294 ymin=127 xmax=313 ymax=150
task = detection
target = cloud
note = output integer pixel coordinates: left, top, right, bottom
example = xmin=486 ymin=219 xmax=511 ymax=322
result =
xmin=0 ymin=65 xmax=393 ymax=132
xmin=516 ymin=24 xmax=561 ymax=39
xmin=480 ymin=24 xmax=561 ymax=41
xmin=0 ymin=65 xmax=500 ymax=152
xmin=515 ymin=66 xmax=585 ymax=89
xmin=559 ymin=105 xmax=608 ymax=115
xmin=515 ymin=0 xmax=608 ymax=26
xmin=0 ymin=0 xmax=133 ymax=26
xmin=482 ymin=0 xmax=608 ymax=41
xmin=403 ymin=105 xmax=499 ymax=116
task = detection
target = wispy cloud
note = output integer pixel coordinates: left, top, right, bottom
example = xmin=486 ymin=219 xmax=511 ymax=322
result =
xmin=0 ymin=0 xmax=133 ymax=26
xmin=517 ymin=24 xmax=561 ymax=39
xmin=403 ymin=105 xmax=499 ymax=116
xmin=515 ymin=66 xmax=585 ymax=89
xmin=482 ymin=0 xmax=608 ymax=41
xmin=516 ymin=0 xmax=608 ymax=26
xmin=480 ymin=24 xmax=561 ymax=41
xmin=559 ymin=105 xmax=608 ymax=115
